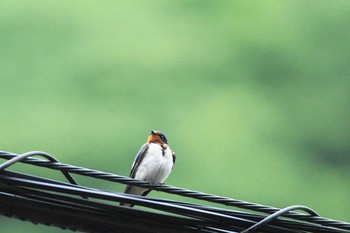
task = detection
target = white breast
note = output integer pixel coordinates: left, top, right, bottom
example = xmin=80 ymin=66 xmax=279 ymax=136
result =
xmin=134 ymin=143 xmax=173 ymax=184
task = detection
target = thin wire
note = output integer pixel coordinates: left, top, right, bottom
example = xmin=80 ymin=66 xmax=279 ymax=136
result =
xmin=240 ymin=205 xmax=318 ymax=233
xmin=0 ymin=151 xmax=87 ymax=200
xmin=1 ymin=151 xmax=349 ymax=231
xmin=0 ymin=151 xmax=78 ymax=186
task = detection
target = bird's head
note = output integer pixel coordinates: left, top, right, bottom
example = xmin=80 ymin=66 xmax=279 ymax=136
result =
xmin=147 ymin=130 xmax=168 ymax=145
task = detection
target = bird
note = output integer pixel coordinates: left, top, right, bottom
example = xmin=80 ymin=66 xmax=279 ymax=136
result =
xmin=120 ymin=130 xmax=176 ymax=207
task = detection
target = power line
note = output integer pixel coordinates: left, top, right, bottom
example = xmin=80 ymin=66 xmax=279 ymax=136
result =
xmin=0 ymin=151 xmax=349 ymax=233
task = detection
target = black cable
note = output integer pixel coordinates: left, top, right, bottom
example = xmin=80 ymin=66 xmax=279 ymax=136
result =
xmin=0 ymin=172 xmax=301 ymax=233
xmin=0 ymin=175 xmax=260 ymax=233
xmin=240 ymin=205 xmax=318 ymax=233
xmin=144 ymin=198 xmax=345 ymax=233
xmin=1 ymin=150 xmax=349 ymax=232
xmin=0 ymin=183 xmax=207 ymax=233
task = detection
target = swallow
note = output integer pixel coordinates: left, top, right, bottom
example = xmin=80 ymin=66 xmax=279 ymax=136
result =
xmin=120 ymin=130 xmax=176 ymax=207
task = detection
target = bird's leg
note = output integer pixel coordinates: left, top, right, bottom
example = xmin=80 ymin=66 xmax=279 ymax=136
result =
xmin=144 ymin=179 xmax=152 ymax=185
xmin=153 ymin=182 xmax=165 ymax=192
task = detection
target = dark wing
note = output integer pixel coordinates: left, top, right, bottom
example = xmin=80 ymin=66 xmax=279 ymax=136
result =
xmin=122 ymin=143 xmax=150 ymax=204
xmin=129 ymin=143 xmax=150 ymax=178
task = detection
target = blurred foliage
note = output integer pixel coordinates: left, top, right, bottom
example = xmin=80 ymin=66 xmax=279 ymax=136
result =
xmin=1 ymin=1 xmax=350 ymax=232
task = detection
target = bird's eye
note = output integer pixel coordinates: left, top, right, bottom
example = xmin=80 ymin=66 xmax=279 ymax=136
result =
xmin=159 ymin=134 xmax=168 ymax=143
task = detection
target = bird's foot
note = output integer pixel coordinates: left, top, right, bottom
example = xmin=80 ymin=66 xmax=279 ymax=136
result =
xmin=144 ymin=179 xmax=152 ymax=185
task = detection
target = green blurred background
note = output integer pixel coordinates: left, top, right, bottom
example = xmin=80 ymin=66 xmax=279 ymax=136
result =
xmin=1 ymin=0 xmax=350 ymax=232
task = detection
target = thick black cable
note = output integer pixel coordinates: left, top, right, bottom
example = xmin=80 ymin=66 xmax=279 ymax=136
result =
xmin=0 ymin=173 xmax=301 ymax=233
xmin=0 ymin=184 xmax=207 ymax=233
xmin=0 ymin=191 xmax=196 ymax=233
xmin=0 ymin=170 xmax=300 ymax=232
xmin=0 ymin=174 xmax=268 ymax=232
xmin=1 ymin=151 xmax=349 ymax=231
xmin=144 ymin=198 xmax=346 ymax=233
xmin=5 ymin=170 xmax=344 ymax=232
